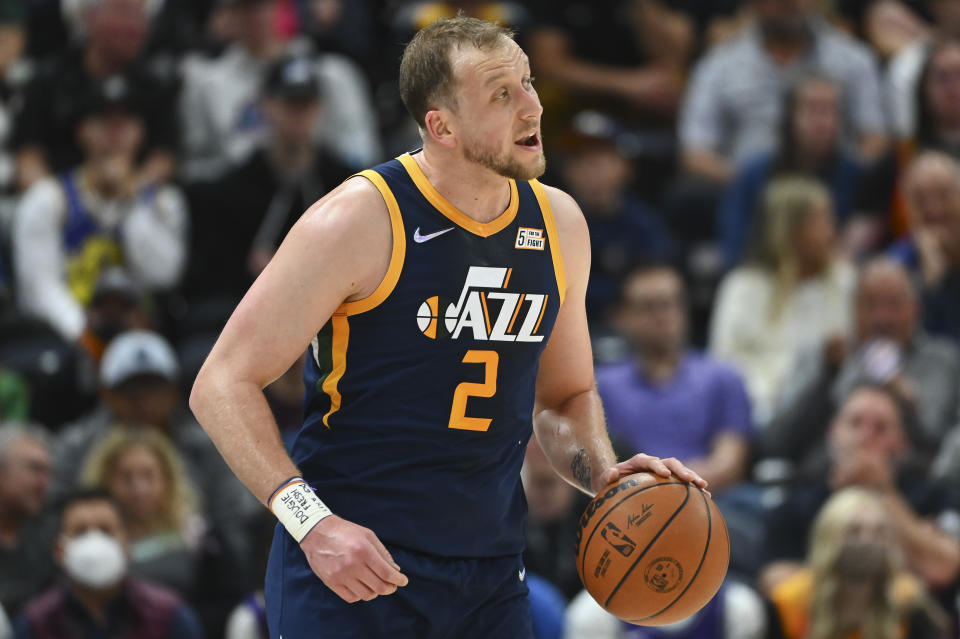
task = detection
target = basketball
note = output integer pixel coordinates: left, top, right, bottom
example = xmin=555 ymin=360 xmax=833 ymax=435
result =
xmin=575 ymin=472 xmax=730 ymax=626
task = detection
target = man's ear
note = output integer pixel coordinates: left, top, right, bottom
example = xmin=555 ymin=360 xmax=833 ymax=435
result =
xmin=423 ymin=108 xmax=457 ymax=149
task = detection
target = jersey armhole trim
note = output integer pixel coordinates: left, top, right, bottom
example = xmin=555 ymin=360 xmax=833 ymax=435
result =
xmin=530 ymin=179 xmax=567 ymax=306
xmin=337 ymin=169 xmax=407 ymax=316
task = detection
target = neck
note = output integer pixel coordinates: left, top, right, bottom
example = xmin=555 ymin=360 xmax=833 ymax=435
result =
xmin=124 ymin=517 xmax=157 ymax=541
xmin=414 ymin=147 xmax=512 ymax=223
xmin=84 ymin=47 xmax=124 ymax=78
xmin=83 ymin=161 xmax=134 ymax=200
xmin=244 ymin=37 xmax=283 ymax=61
xmin=761 ymin=24 xmax=811 ymax=64
xmin=795 ymin=148 xmax=831 ymax=172
xmin=835 ymin=580 xmax=881 ymax=612
xmin=267 ymin=137 xmax=314 ymax=179
xmin=636 ymin=348 xmax=681 ymax=383
xmin=0 ymin=502 xmax=24 ymax=548
xmin=71 ymin=580 xmax=123 ymax=622
xmin=797 ymin=259 xmax=827 ymax=280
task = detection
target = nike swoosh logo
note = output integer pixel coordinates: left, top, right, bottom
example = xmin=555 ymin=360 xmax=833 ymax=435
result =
xmin=519 ymin=567 xmax=526 ymax=582
xmin=413 ymin=226 xmax=455 ymax=243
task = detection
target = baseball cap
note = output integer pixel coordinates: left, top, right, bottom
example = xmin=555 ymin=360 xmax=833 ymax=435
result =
xmin=263 ymin=55 xmax=320 ymax=102
xmin=99 ymin=330 xmax=179 ymax=388
xmin=92 ymin=267 xmax=142 ymax=306
xmin=74 ymin=75 xmax=147 ymax=123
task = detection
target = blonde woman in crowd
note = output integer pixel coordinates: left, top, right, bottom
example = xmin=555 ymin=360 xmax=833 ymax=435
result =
xmin=81 ymin=427 xmax=204 ymax=600
xmin=768 ymin=487 xmax=949 ymax=639
xmin=709 ymin=175 xmax=855 ymax=425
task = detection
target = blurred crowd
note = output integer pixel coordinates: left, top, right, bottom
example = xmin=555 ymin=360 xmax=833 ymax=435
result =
xmin=1 ymin=0 xmax=960 ymax=638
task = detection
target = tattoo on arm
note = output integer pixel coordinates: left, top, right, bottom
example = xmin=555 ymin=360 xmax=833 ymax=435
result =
xmin=571 ymin=448 xmax=592 ymax=491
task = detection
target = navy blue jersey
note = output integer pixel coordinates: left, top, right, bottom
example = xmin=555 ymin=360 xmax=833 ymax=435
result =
xmin=294 ymin=152 xmax=565 ymax=557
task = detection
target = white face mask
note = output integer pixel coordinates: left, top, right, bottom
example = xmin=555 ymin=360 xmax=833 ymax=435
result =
xmin=62 ymin=530 xmax=127 ymax=589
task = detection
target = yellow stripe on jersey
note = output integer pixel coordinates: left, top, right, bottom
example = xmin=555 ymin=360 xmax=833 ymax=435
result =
xmin=530 ymin=180 xmax=567 ymax=305
xmin=397 ymin=153 xmax=519 ymax=238
xmin=533 ymin=293 xmax=549 ymax=334
xmin=339 ymin=170 xmax=407 ymax=316
xmin=321 ymin=314 xmax=350 ymax=428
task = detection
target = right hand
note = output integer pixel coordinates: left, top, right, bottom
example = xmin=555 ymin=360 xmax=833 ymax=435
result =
xmin=299 ymin=515 xmax=409 ymax=603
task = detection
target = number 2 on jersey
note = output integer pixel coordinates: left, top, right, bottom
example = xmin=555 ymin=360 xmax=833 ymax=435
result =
xmin=448 ymin=350 xmax=499 ymax=431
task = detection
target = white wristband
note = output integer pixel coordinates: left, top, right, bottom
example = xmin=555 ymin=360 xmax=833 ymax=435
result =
xmin=268 ymin=477 xmax=333 ymax=543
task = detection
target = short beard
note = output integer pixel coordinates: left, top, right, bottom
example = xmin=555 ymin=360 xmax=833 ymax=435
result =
xmin=462 ymin=137 xmax=546 ymax=181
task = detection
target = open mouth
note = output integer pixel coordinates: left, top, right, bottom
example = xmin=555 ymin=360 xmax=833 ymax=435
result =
xmin=515 ymin=132 xmax=541 ymax=149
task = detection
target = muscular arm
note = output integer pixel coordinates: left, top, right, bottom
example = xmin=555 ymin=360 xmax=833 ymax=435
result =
xmin=533 ymin=185 xmax=707 ymax=497
xmin=189 ymin=177 xmax=391 ymax=504
xmin=190 ymin=177 xmax=408 ymax=603
xmin=532 ymin=185 xmax=616 ymax=496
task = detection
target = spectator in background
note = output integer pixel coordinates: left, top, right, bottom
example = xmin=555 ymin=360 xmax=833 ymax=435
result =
xmin=262 ymin=353 xmax=307 ymax=450
xmin=911 ymin=38 xmax=960 ymax=158
xmin=598 ymin=265 xmax=753 ymax=494
xmin=12 ymin=489 xmax=204 ymax=639
xmin=679 ymin=0 xmax=887 ymax=186
xmin=81 ymin=428 xmax=204 ymax=600
xmin=178 ymin=0 xmax=380 ymax=181
xmin=887 ymin=0 xmax=960 ymax=139
xmin=0 ymin=2 xmax=28 ymax=202
xmin=710 ymin=176 xmax=855 ymax=425
xmin=12 ymin=0 xmax=179 ymax=190
xmin=553 ymin=116 xmax=675 ymax=322
xmin=768 ymin=487 xmax=950 ymax=639
xmin=889 ymin=151 xmax=960 ymax=344
xmin=223 ymin=513 xmax=275 ymax=639
xmin=526 ymin=0 xmax=692 ymax=129
xmin=185 ymin=54 xmax=351 ymax=305
xmin=82 ymin=267 xmax=152 ymax=362
xmin=526 ymin=0 xmax=692 ymax=200
xmin=564 ymin=583 xmax=767 ymax=639
xmin=719 ymin=73 xmax=869 ymax=268
xmin=857 ymin=0 xmax=929 ymax=60
xmin=11 ymin=76 xmax=187 ymax=343
xmin=301 ymin=0 xmax=377 ymax=69
xmin=766 ymin=258 xmax=960 ymax=470
xmin=761 ymin=384 xmax=960 ymax=594
xmin=0 ymin=367 xmax=28 ymax=421
xmin=863 ymin=38 xmax=960 ymax=239
xmin=521 ymin=437 xmax=584 ymax=600
xmin=0 ymin=424 xmax=56 ymax=616
xmin=52 ymin=331 xmax=257 ymax=594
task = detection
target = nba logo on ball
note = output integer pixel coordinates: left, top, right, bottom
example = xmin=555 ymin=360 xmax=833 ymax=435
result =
xmin=575 ymin=473 xmax=730 ymax=626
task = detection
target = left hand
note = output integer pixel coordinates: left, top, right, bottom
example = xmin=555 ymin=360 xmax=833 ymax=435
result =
xmin=599 ymin=453 xmax=709 ymax=494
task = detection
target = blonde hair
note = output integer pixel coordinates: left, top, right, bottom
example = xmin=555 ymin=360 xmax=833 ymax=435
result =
xmin=81 ymin=427 xmax=198 ymax=534
xmin=807 ymin=488 xmax=901 ymax=639
xmin=755 ymin=175 xmax=834 ymax=318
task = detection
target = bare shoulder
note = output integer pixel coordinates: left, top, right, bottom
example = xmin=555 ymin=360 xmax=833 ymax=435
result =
xmin=536 ymin=182 xmax=589 ymax=288
xmin=264 ymin=173 xmax=393 ymax=305
xmin=537 ymin=182 xmax=587 ymax=235
xmin=297 ymin=174 xmax=390 ymax=237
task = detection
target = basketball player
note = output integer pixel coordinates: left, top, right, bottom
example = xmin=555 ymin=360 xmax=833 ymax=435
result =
xmin=190 ymin=16 xmax=707 ymax=638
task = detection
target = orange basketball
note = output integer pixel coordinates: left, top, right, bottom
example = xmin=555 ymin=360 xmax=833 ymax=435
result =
xmin=574 ymin=472 xmax=730 ymax=626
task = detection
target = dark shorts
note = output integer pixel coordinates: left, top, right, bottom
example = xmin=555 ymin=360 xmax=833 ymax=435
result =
xmin=265 ymin=524 xmax=534 ymax=639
